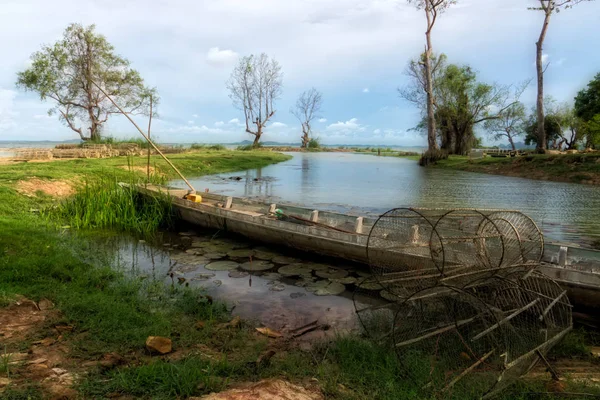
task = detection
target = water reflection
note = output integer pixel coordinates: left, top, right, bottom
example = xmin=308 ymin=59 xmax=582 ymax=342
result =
xmin=175 ymin=153 xmax=600 ymax=247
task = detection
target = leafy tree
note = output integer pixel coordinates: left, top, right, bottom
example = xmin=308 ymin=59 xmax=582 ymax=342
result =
xmin=291 ymin=88 xmax=323 ymax=149
xmin=16 ymin=23 xmax=156 ymax=141
xmin=529 ymin=0 xmax=594 ymax=151
xmin=227 ymin=53 xmax=283 ymax=146
xmin=524 ymin=112 xmax=563 ymax=149
xmin=575 ymin=72 xmax=600 ymax=120
xmin=434 ymin=64 xmax=508 ymax=155
xmin=484 ymin=82 xmax=530 ymax=151
xmin=407 ymin=0 xmax=456 ymax=151
xmin=585 ymin=114 xmax=600 ymax=148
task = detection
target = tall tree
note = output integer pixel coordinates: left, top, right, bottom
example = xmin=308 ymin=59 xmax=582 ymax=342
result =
xmin=530 ymin=0 xmax=594 ymax=151
xmin=16 ymin=23 xmax=156 ymax=141
xmin=484 ymin=81 xmax=530 ymax=151
xmin=291 ymin=88 xmax=323 ymax=149
xmin=227 ymin=54 xmax=283 ymax=146
xmin=435 ymin=64 xmax=508 ymax=155
xmin=408 ymin=0 xmax=456 ymax=151
xmin=574 ymin=72 xmax=600 ymax=122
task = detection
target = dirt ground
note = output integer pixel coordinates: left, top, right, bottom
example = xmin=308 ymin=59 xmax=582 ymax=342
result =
xmin=16 ymin=178 xmax=75 ymax=198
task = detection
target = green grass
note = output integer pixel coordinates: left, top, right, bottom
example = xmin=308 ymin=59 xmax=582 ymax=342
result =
xmin=432 ymin=153 xmax=600 ymax=184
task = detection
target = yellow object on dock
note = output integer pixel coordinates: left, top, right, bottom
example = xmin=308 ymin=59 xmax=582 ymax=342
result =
xmin=186 ymin=193 xmax=202 ymax=203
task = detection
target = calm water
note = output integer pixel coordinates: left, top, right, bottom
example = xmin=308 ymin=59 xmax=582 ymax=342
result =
xmin=173 ymin=152 xmax=600 ymax=247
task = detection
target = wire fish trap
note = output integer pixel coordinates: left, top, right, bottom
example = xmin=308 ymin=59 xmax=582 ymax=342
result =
xmin=366 ymin=208 xmax=544 ymax=298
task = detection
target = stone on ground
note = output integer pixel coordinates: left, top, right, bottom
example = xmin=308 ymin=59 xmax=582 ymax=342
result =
xmin=145 ymin=336 xmax=172 ymax=354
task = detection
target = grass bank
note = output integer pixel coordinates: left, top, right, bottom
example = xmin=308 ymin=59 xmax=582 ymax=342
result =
xmin=1 ymin=150 xmax=599 ymax=399
xmin=432 ymin=153 xmax=600 ymax=185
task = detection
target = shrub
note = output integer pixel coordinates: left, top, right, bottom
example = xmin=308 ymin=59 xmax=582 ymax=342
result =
xmin=419 ymin=149 xmax=448 ymax=166
xmin=307 ymin=137 xmax=321 ymax=150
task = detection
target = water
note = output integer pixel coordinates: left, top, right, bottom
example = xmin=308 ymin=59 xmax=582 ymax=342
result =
xmin=105 ymin=230 xmax=372 ymax=331
xmin=173 ymin=152 xmax=600 ymax=247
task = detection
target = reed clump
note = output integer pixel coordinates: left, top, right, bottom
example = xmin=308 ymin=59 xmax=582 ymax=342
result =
xmin=53 ymin=175 xmax=172 ymax=236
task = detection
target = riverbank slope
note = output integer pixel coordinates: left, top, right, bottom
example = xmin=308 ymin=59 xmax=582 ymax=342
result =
xmin=431 ymin=153 xmax=600 ymax=185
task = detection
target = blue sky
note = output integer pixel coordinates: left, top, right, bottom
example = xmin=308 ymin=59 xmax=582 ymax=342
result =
xmin=0 ymin=0 xmax=599 ymax=145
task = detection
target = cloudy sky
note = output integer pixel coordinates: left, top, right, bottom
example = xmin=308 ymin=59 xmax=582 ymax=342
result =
xmin=0 ymin=0 xmax=599 ymax=145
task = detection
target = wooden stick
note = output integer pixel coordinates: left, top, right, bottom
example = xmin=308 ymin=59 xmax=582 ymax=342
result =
xmin=471 ymin=298 xmax=540 ymax=341
xmin=442 ymin=349 xmax=495 ymax=392
xmin=395 ymin=316 xmax=479 ymax=348
xmin=146 ymin=95 xmax=153 ymax=184
xmin=91 ymin=81 xmax=196 ymax=194
xmin=535 ymin=349 xmax=560 ymax=381
xmin=505 ymin=328 xmax=571 ymax=369
xmin=539 ymin=291 xmax=568 ymax=321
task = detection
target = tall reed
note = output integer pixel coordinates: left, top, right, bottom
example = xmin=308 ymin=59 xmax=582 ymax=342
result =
xmin=53 ymin=174 xmax=172 ymax=236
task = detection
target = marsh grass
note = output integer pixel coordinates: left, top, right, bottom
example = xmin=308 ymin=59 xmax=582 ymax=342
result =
xmin=51 ymin=174 xmax=173 ymax=236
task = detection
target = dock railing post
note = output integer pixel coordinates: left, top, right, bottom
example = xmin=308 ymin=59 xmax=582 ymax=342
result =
xmin=225 ymin=197 xmax=233 ymax=209
xmin=310 ymin=210 xmax=319 ymax=222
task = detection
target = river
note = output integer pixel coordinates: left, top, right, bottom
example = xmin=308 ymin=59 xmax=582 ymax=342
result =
xmin=172 ymin=152 xmax=600 ymax=248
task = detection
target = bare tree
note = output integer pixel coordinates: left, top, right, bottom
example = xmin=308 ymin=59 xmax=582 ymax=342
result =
xmin=291 ymin=88 xmax=323 ymax=148
xmin=408 ymin=0 xmax=456 ymax=151
xmin=399 ymin=53 xmax=447 ymax=116
xmin=484 ymin=81 xmax=530 ymax=151
xmin=530 ymin=0 xmax=594 ymax=152
xmin=227 ymin=53 xmax=283 ymax=146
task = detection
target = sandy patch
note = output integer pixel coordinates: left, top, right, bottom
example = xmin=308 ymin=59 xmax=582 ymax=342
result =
xmin=118 ymin=165 xmax=162 ymax=175
xmin=199 ymin=379 xmax=323 ymax=400
xmin=17 ymin=178 xmax=75 ymax=198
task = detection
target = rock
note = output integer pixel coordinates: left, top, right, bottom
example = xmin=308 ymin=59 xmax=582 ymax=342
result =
xmin=591 ymin=346 xmax=600 ymax=358
xmin=145 ymin=336 xmax=172 ymax=354
xmin=27 ymin=357 xmax=48 ymax=365
xmin=47 ymin=383 xmax=78 ymax=400
xmin=38 ymin=298 xmax=55 ymax=310
xmin=16 ymin=298 xmax=40 ymax=311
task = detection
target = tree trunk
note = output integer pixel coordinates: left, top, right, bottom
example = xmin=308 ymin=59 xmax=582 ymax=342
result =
xmin=507 ymin=133 xmax=516 ymax=151
xmin=424 ymin=4 xmax=438 ymax=151
xmin=301 ymin=124 xmax=309 ymax=148
xmin=536 ymin=6 xmax=552 ymax=152
xmin=253 ymin=127 xmax=262 ymax=146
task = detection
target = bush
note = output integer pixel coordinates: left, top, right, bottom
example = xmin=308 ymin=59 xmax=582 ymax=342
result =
xmin=419 ymin=149 xmax=449 ymax=166
xmin=190 ymin=144 xmax=227 ymax=151
xmin=307 ymin=137 xmax=321 ymax=150
xmin=236 ymin=143 xmax=263 ymax=151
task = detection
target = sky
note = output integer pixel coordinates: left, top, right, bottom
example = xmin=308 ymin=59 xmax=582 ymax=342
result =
xmin=0 ymin=0 xmax=599 ymax=146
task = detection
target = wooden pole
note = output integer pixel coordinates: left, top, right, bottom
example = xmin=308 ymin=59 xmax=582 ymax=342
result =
xmin=442 ymin=349 xmax=495 ymax=392
xmin=146 ymin=95 xmax=153 ymax=185
xmin=92 ymin=81 xmax=196 ymax=194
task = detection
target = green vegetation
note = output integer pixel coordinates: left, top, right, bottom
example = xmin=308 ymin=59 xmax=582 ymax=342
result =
xmin=431 ymin=153 xmax=600 ymax=184
xmin=16 ymin=23 xmax=156 ymax=142
xmin=190 ymin=143 xmax=227 ymax=151
xmin=307 ymin=137 xmax=321 ymax=150
xmin=236 ymin=142 xmax=264 ymax=151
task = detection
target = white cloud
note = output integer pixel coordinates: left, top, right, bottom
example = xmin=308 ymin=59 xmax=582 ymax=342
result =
xmin=192 ymin=114 xmax=199 ymax=118
xmin=270 ymin=122 xmax=287 ymax=128
xmin=326 ymin=118 xmax=366 ymax=136
xmin=187 ymin=120 xmax=194 ymax=124
xmin=206 ymin=47 xmax=239 ymax=67
xmin=214 ymin=121 xmax=225 ymax=126
xmin=363 ymin=88 xmax=370 ymax=93
xmin=556 ymin=57 xmax=567 ymax=66
xmin=228 ymin=118 xmax=240 ymax=124
xmin=373 ymin=129 xmax=381 ymax=134
xmin=318 ymin=118 xmax=327 ymax=123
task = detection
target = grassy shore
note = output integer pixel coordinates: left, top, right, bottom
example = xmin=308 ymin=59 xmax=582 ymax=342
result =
xmin=432 ymin=153 xmax=600 ymax=185
xmin=1 ymin=149 xmax=598 ymax=399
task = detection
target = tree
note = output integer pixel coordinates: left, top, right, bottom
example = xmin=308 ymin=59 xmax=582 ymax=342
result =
xmin=408 ymin=0 xmax=456 ymax=151
xmin=16 ymin=23 xmax=156 ymax=141
xmin=291 ymin=88 xmax=323 ymax=148
xmin=530 ymin=0 xmax=594 ymax=151
xmin=574 ymin=72 xmax=600 ymax=121
xmin=399 ymin=53 xmax=447 ymax=118
xmin=484 ymin=81 xmax=530 ymax=151
xmin=227 ymin=53 xmax=283 ymax=146
xmin=434 ymin=64 xmax=508 ymax=155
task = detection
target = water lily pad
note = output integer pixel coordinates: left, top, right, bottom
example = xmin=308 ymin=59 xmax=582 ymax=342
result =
xmin=205 ymin=244 xmax=233 ymax=253
xmin=304 ymin=280 xmax=329 ymax=293
xmin=191 ymin=273 xmax=216 ymax=281
xmin=290 ymin=292 xmax=306 ymax=299
xmin=294 ymin=278 xmax=316 ymax=288
xmin=314 ymin=281 xmax=346 ymax=296
xmin=203 ymin=252 xmax=226 ymax=260
xmin=253 ymin=250 xmax=278 ymax=261
xmin=269 ymin=283 xmax=286 ymax=292
xmin=213 ymin=280 xmax=222 ymax=286
xmin=185 ymin=249 xmax=199 ymax=254
xmin=356 ymin=271 xmax=372 ymax=278
xmin=316 ymin=268 xmax=348 ymax=280
xmin=261 ymin=272 xmax=282 ymax=281
xmin=240 ymin=260 xmax=275 ymax=272
xmin=173 ymin=263 xmax=206 ymax=273
xmin=278 ymin=263 xmax=313 ymax=277
xmin=357 ymin=278 xmax=383 ymax=291
xmin=331 ymin=276 xmax=357 ymax=285
xmin=228 ymin=270 xmax=250 ymax=278
xmin=227 ymin=249 xmax=256 ymax=258
xmin=272 ymin=255 xmax=301 ymax=264
xmin=304 ymin=263 xmax=330 ymax=271
xmin=205 ymin=261 xmax=240 ymax=271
